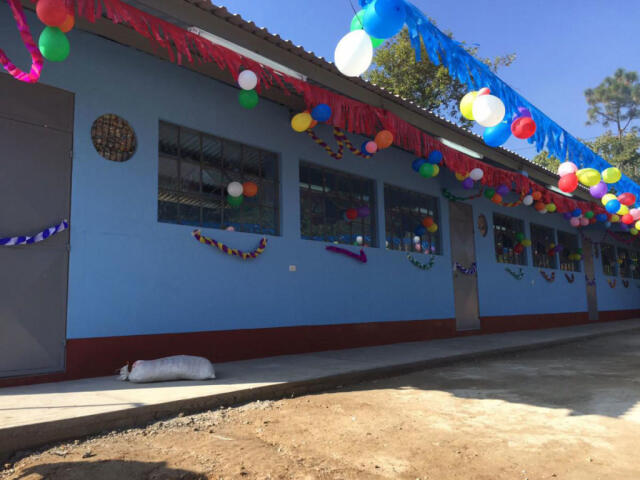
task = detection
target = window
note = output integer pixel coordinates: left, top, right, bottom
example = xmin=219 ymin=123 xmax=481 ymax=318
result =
xmin=299 ymin=162 xmax=376 ymax=246
xmin=493 ymin=214 xmax=526 ymax=265
xmin=157 ymin=121 xmax=279 ymax=235
xmin=601 ymin=243 xmax=617 ymax=276
xmin=631 ymin=250 xmax=640 ymax=280
xmin=384 ymin=185 xmax=441 ymax=254
xmin=618 ymin=247 xmax=632 ymax=278
xmin=557 ymin=231 xmax=581 ymax=272
xmin=530 ymin=224 xmax=557 ymax=269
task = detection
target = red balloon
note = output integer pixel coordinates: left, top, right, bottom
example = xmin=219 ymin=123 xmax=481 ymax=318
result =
xmin=618 ymin=193 xmax=636 ymax=206
xmin=36 ymin=0 xmax=67 ymax=27
xmin=511 ymin=116 xmax=537 ymax=139
xmin=514 ymin=244 xmax=524 ymax=254
xmin=558 ymin=173 xmax=578 ymax=193
xmin=622 ymin=214 xmax=635 ymax=225
xmin=345 ymin=208 xmax=358 ymax=220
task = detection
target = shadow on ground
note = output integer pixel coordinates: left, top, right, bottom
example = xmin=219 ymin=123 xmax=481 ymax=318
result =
xmin=12 ymin=460 xmax=207 ymax=479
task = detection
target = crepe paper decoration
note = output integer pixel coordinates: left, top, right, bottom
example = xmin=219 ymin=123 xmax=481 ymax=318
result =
xmin=407 ymin=254 xmax=435 ymax=270
xmin=306 ymin=127 xmax=373 ymax=160
xmin=441 ymin=188 xmax=483 ymax=203
xmin=585 ymin=275 xmax=596 ymax=287
xmin=453 ymin=262 xmax=477 ymax=275
xmin=564 ymin=273 xmax=575 ymax=284
xmin=505 ymin=267 xmax=524 ymax=280
xmin=607 ymin=279 xmax=616 ymax=289
xmin=539 ymin=270 xmax=556 ymax=283
xmin=389 ymin=0 xmax=640 ymax=200
xmin=0 ymin=0 xmax=43 ymax=83
xmin=605 ymin=229 xmax=639 ymax=246
xmin=191 ymin=230 xmax=267 ymax=259
xmin=325 ymin=245 xmax=367 ymax=263
xmin=0 ymin=220 xmax=68 ymax=246
xmin=622 ymin=280 xmax=629 ymax=288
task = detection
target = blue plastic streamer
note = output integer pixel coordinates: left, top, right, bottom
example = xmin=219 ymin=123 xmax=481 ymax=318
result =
xmin=359 ymin=0 xmax=640 ymax=199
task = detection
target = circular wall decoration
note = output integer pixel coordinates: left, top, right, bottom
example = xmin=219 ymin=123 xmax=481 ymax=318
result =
xmin=91 ymin=114 xmax=137 ymax=162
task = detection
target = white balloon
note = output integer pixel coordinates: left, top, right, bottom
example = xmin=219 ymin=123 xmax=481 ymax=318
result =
xmin=557 ymin=161 xmax=578 ymax=177
xmin=227 ymin=181 xmax=244 ymax=197
xmin=469 ymin=168 xmax=484 ymax=181
xmin=630 ymin=208 xmax=640 ymax=220
xmin=356 ymin=235 xmax=364 ymax=245
xmin=523 ymin=195 xmax=534 ymax=206
xmin=238 ymin=70 xmax=258 ymax=90
xmin=334 ymin=30 xmax=373 ymax=77
xmin=472 ymin=94 xmax=505 ymax=127
xmin=413 ymin=235 xmax=421 ymax=244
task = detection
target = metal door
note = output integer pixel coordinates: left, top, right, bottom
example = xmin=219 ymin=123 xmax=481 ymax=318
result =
xmin=582 ymin=239 xmax=599 ymax=321
xmin=0 ymin=74 xmax=73 ymax=377
xmin=449 ymin=201 xmax=480 ymax=330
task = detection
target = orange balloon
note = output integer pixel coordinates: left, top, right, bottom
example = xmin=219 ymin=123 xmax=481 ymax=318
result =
xmin=534 ymin=201 xmax=546 ymax=212
xmin=374 ymin=130 xmax=393 ymax=149
xmin=422 ymin=216 xmax=434 ymax=228
xmin=59 ymin=13 xmax=75 ymax=33
xmin=242 ymin=181 xmax=258 ymax=197
xmin=531 ymin=191 xmax=542 ymax=201
xmin=310 ymin=120 xmax=318 ymax=128
xmin=492 ymin=193 xmax=503 ymax=204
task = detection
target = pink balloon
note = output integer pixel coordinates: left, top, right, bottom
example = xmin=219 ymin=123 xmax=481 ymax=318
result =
xmin=570 ymin=217 xmax=580 ymax=227
xmin=630 ymin=208 xmax=640 ymax=220
xmin=365 ymin=141 xmax=378 ymax=154
xmin=557 ymin=162 xmax=578 ymax=177
xmin=580 ymin=217 xmax=589 ymax=226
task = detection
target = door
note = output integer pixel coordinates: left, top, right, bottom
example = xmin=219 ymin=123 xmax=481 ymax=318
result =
xmin=449 ymin=201 xmax=480 ymax=330
xmin=0 ymin=74 xmax=73 ymax=377
xmin=582 ymin=239 xmax=599 ymax=321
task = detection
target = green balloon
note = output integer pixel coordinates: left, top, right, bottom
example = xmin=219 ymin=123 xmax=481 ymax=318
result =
xmin=39 ymin=27 xmax=70 ymax=62
xmin=516 ymin=232 xmax=525 ymax=242
xmin=349 ymin=10 xmax=384 ymax=48
xmin=585 ymin=211 xmax=594 ymax=219
xmin=484 ymin=188 xmax=495 ymax=199
xmin=419 ymin=163 xmax=435 ymax=178
xmin=238 ymin=89 xmax=259 ymax=109
xmin=227 ymin=195 xmax=244 ymax=207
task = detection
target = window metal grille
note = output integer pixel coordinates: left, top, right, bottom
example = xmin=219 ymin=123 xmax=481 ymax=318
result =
xmin=530 ymin=223 xmax=557 ymax=269
xmin=557 ymin=231 xmax=581 ymax=272
xmin=618 ymin=247 xmax=632 ymax=278
xmin=601 ymin=243 xmax=617 ymax=276
xmin=493 ymin=213 xmax=527 ymax=265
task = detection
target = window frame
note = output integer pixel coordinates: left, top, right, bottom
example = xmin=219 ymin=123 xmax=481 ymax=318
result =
xmin=557 ymin=230 xmax=582 ymax=272
xmin=600 ymin=243 xmax=618 ymax=277
xmin=530 ymin=223 xmax=558 ymax=269
xmin=493 ymin=213 xmax=527 ymax=266
xmin=617 ymin=246 xmax=632 ymax=278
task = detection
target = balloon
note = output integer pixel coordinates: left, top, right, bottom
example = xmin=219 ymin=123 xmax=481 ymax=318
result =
xmin=291 ymin=112 xmax=312 ymax=132
xmin=557 ymin=161 xmax=578 ymax=177
xmin=511 ymin=116 xmax=536 ymax=139
xmin=227 ymin=195 xmax=244 ymax=207
xmin=617 ymin=204 xmax=629 ymax=216
xmin=580 ymin=217 xmax=589 ymax=226
xmin=546 ymin=203 xmax=557 ymax=213
xmin=534 ymin=201 xmax=546 ymax=212
xmin=472 ymin=94 xmax=505 ymax=127
xmin=432 ymin=165 xmax=440 ymax=177
xmin=413 ymin=236 xmax=421 ymax=245
xmin=478 ymin=87 xmax=491 ymax=96
xmin=242 ymin=181 xmax=258 ymax=197
xmin=334 ymin=30 xmax=373 ymax=77
xmin=462 ymin=178 xmax=474 ymax=189
xmin=483 ymin=120 xmax=512 ymax=147
xmin=496 ymin=184 xmax=510 ymax=195
xmin=517 ymin=106 xmax=532 ymax=118
xmin=601 ymin=193 xmax=617 ymax=206
xmin=469 ymin=168 xmax=484 ymax=181
xmin=589 ymin=181 xmax=608 ymax=199
xmin=346 ymin=208 xmax=358 ymax=220
xmin=523 ymin=195 xmax=533 ymax=206
xmin=484 ymin=188 xmax=496 ymax=199
xmin=610 ymin=214 xmax=620 ymax=223
xmin=349 ymin=10 xmax=384 ymax=47
xmin=631 ymin=208 xmax=640 ymax=220
xmin=571 ymin=208 xmax=582 ymax=217
xmin=601 ymin=167 xmax=621 ymax=184
xmin=570 ymin=217 xmax=580 ymax=227
xmin=357 ymin=206 xmax=371 ymax=217
xmin=419 ymin=163 xmax=435 ymax=178
xmin=311 ymin=104 xmax=332 ymax=122
xmin=558 ymin=174 xmax=578 ymax=193
xmin=360 ymin=141 xmax=371 ymax=155
xmin=596 ymin=213 xmax=608 ymax=222
xmin=563 ymin=212 xmax=572 ymax=220
xmin=59 ymin=13 xmax=74 ymax=33
xmin=412 ymin=158 xmax=426 ymax=172
xmin=365 ymin=141 xmax=378 ymax=154
xmin=225 ymin=226 xmax=235 ymax=232
xmin=414 ymin=225 xmax=426 ymax=236
xmin=576 ymin=168 xmax=601 ymax=187
xmin=618 ymin=193 xmax=636 ymax=206
xmin=427 ymin=224 xmax=438 ymax=233
xmin=238 ymin=89 xmax=259 ymax=109
xmin=238 ymin=70 xmax=258 ymax=90
xmin=521 ymin=239 xmax=532 ymax=247
xmin=605 ymin=199 xmax=621 ymax=213
xmin=356 ymin=235 xmax=364 ymax=245
xmin=374 ymin=130 xmax=393 ymax=149
xmin=422 ymin=216 xmax=434 ymax=228
xmin=361 ymin=0 xmax=406 ymax=39
xmin=622 ymin=214 xmax=634 ymax=225
xmin=514 ymin=243 xmax=524 ymax=254
xmin=460 ymin=92 xmax=478 ymax=120
xmin=38 ymin=27 xmax=70 ymax=62
xmin=585 ymin=211 xmax=594 ymax=219
xmin=37 ymin=0 xmax=67 ymax=27
xmin=227 ymin=181 xmax=244 ymax=197
xmin=531 ymin=191 xmax=542 ymax=201
xmin=637 ymin=220 xmax=640 ymax=230
xmin=427 ymin=151 xmax=443 ymax=164
xmin=631 ymin=228 xmax=638 ymax=236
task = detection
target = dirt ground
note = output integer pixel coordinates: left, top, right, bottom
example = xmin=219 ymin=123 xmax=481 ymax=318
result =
xmin=3 ymin=332 xmax=640 ymax=480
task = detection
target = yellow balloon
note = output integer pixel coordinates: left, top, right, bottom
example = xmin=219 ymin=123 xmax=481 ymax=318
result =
xmin=631 ymin=228 xmax=638 ymax=236
xmin=291 ymin=112 xmax=312 ymax=132
xmin=432 ymin=165 xmax=440 ymax=177
xmin=546 ymin=203 xmax=557 ymax=212
xmin=601 ymin=193 xmax=617 ymax=206
xmin=617 ymin=204 xmax=629 ymax=216
xmin=636 ymin=220 xmax=640 ymax=230
xmin=576 ymin=168 xmax=601 ymax=187
xmin=521 ymin=239 xmax=532 ymax=247
xmin=455 ymin=172 xmax=468 ymax=181
xmin=610 ymin=214 xmax=620 ymax=223
xmin=460 ymin=91 xmax=478 ymax=120
xmin=602 ymin=167 xmax=621 ymax=184
xmin=427 ymin=224 xmax=438 ymax=233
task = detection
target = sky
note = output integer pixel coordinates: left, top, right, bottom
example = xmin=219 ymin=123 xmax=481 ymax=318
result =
xmin=220 ymin=0 xmax=640 ymax=159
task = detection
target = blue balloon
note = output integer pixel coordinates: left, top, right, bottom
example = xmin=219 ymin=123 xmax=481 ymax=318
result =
xmin=311 ymin=104 xmax=332 ymax=122
xmin=596 ymin=213 xmax=608 ymax=222
xmin=361 ymin=142 xmax=370 ymax=155
xmin=414 ymin=225 xmax=426 ymax=236
xmin=427 ymin=150 xmax=443 ymax=164
xmin=483 ymin=120 xmax=511 ymax=147
xmin=572 ymin=208 xmax=582 ymax=217
xmin=605 ymin=199 xmax=621 ymax=213
xmin=412 ymin=158 xmax=426 ymax=172
xmin=362 ymin=0 xmax=406 ymax=39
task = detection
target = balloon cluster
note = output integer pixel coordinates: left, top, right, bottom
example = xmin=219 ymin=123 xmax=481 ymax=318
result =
xmin=237 ymin=70 xmax=259 ymax=109
xmin=344 ymin=206 xmax=371 ymax=222
xmin=334 ymin=0 xmax=406 ymax=77
xmin=226 ymin=181 xmax=258 ymax=207
xmin=411 ymin=150 xmax=442 ymax=178
xmin=36 ymin=0 xmax=73 ymax=62
xmin=414 ymin=216 xmax=438 ymax=238
xmin=513 ymin=232 xmax=532 ymax=255
xmin=460 ymin=88 xmax=505 ymax=128
xmin=482 ymin=184 xmax=511 ymax=205
xmin=456 ymin=167 xmax=484 ymax=189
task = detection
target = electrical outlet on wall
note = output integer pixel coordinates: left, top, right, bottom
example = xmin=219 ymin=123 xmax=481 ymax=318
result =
xmin=289 ymin=265 xmax=297 ymax=272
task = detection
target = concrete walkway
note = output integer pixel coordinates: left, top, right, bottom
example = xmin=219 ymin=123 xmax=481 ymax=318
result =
xmin=2 ymin=319 xmax=640 ymax=459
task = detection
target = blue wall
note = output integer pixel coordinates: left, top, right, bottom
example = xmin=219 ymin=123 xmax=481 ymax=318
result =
xmin=1 ymin=10 xmax=638 ymax=340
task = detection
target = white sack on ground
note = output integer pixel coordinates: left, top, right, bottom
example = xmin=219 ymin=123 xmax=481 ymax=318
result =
xmin=119 ymin=355 xmax=216 ymax=383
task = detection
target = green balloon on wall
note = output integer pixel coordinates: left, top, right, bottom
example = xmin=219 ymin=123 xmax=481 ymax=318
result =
xmin=39 ymin=27 xmax=70 ymax=62
xmin=227 ymin=194 xmax=244 ymax=207
xmin=238 ymin=89 xmax=259 ymax=109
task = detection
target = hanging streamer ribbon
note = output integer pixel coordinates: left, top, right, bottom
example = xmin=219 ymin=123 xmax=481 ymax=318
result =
xmin=306 ymin=127 xmax=373 ymax=160
xmin=453 ymin=262 xmax=477 ymax=275
xmin=441 ymin=188 xmax=483 ymax=202
xmin=0 ymin=220 xmax=68 ymax=246
xmin=192 ymin=230 xmax=267 ymax=259
xmin=540 ymin=270 xmax=556 ymax=282
xmin=622 ymin=280 xmax=629 ymax=288
xmin=407 ymin=254 xmax=435 ymax=270
xmin=585 ymin=275 xmax=596 ymax=286
xmin=325 ymin=245 xmax=367 ymax=263
xmin=608 ymin=279 xmax=616 ymax=289
xmin=0 ymin=0 xmax=43 ymax=83
xmin=505 ymin=267 xmax=524 ymax=280
xmin=564 ymin=273 xmax=575 ymax=284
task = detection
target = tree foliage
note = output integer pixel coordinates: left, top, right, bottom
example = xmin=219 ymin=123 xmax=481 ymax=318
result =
xmin=365 ymin=28 xmax=515 ymax=128
xmin=531 ymin=151 xmax=560 ymax=173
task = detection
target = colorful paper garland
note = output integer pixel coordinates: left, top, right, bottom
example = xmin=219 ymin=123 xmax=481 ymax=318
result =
xmin=585 ymin=275 xmax=596 ymax=287
xmin=0 ymin=0 xmax=43 ymax=83
xmin=540 ymin=270 xmax=556 ymax=282
xmin=0 ymin=220 xmax=68 ymax=246
xmin=192 ymin=229 xmax=267 ymax=259
xmin=407 ymin=254 xmax=435 ymax=270
xmin=622 ymin=280 xmax=629 ymax=289
xmin=325 ymin=245 xmax=367 ymax=263
xmin=306 ymin=127 xmax=373 ymax=160
xmin=564 ymin=273 xmax=575 ymax=284
xmin=608 ymin=279 xmax=616 ymax=289
xmin=453 ymin=262 xmax=477 ymax=275
xmin=505 ymin=267 xmax=524 ymax=280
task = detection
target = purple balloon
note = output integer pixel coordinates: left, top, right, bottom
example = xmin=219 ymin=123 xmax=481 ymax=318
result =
xmin=555 ymin=244 xmax=564 ymax=252
xmin=589 ymin=181 xmax=608 ymax=199
xmin=357 ymin=206 xmax=371 ymax=218
xmin=462 ymin=178 xmax=474 ymax=190
xmin=496 ymin=184 xmax=510 ymax=195
xmin=620 ymin=223 xmax=630 ymax=231
xmin=517 ymin=106 xmax=532 ymax=118
xmin=563 ymin=212 xmax=572 ymax=220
